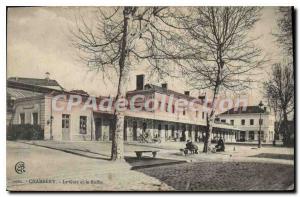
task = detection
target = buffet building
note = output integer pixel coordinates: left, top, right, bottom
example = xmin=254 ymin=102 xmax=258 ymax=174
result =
xmin=7 ymin=74 xmax=275 ymax=144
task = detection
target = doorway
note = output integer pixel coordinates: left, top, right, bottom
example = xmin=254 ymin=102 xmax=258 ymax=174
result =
xmin=181 ymin=124 xmax=186 ymax=141
xmin=239 ymin=131 xmax=246 ymax=142
xmin=62 ymin=114 xmax=70 ymax=140
xmin=195 ymin=126 xmax=199 ymax=142
xmin=95 ymin=118 xmax=102 ymax=141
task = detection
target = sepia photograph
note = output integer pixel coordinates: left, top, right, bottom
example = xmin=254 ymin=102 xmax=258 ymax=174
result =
xmin=5 ymin=5 xmax=295 ymax=192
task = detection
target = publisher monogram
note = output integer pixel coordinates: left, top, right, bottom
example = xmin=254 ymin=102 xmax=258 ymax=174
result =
xmin=15 ymin=161 xmax=25 ymax=174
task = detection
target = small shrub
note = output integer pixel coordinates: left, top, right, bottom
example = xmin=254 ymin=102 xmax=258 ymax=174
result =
xmin=7 ymin=124 xmax=44 ymax=140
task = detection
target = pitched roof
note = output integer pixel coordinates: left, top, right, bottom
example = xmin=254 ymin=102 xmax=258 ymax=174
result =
xmin=127 ymin=83 xmax=207 ymax=103
xmin=220 ymin=106 xmax=266 ymax=115
xmin=7 ymin=87 xmax=43 ymax=99
xmin=145 ymin=84 xmax=192 ymax=99
xmin=70 ymin=89 xmax=89 ymax=96
xmin=8 ymin=77 xmax=63 ymax=88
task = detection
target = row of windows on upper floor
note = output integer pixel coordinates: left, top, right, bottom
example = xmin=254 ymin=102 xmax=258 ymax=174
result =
xmin=220 ymin=118 xmax=263 ymax=126
xmin=156 ymin=102 xmax=207 ymax=119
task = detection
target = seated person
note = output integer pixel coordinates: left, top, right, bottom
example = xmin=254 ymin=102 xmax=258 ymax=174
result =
xmin=143 ymin=132 xmax=149 ymax=138
xmin=215 ymin=137 xmax=225 ymax=152
xmin=186 ymin=140 xmax=199 ymax=154
xmin=152 ymin=133 xmax=159 ymax=142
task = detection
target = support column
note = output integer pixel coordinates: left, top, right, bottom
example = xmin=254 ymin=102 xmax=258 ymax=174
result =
xmin=245 ymin=131 xmax=249 ymax=141
xmin=164 ymin=123 xmax=170 ymax=141
xmin=232 ymin=131 xmax=236 ymax=142
xmin=126 ymin=119 xmax=132 ymax=141
xmin=191 ymin=125 xmax=195 ymax=142
xmin=255 ymin=131 xmax=259 ymax=141
xmin=161 ymin=123 xmax=166 ymax=142
xmin=148 ymin=120 xmax=154 ymax=139
xmin=175 ymin=123 xmax=180 ymax=141
xmin=137 ymin=120 xmax=142 ymax=138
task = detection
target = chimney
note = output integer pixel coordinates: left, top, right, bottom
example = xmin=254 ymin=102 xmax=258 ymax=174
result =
xmin=162 ymin=83 xmax=168 ymax=89
xmin=198 ymin=95 xmax=205 ymax=100
xmin=45 ymin=72 xmax=50 ymax=81
xmin=198 ymin=92 xmax=206 ymax=101
xmin=184 ymin=91 xmax=190 ymax=96
xmin=136 ymin=74 xmax=144 ymax=90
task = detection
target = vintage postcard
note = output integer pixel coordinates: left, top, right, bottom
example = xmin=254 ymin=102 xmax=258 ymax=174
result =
xmin=6 ymin=6 xmax=295 ymax=191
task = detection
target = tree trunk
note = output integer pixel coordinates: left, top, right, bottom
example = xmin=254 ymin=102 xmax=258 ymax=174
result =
xmin=203 ymin=45 xmax=223 ymax=153
xmin=203 ymin=110 xmax=216 ymax=152
xmin=110 ymin=69 xmax=126 ymax=161
xmin=203 ymin=114 xmax=214 ymax=152
xmin=111 ymin=112 xmax=125 ymax=160
xmin=282 ymin=108 xmax=290 ymax=146
xmin=203 ymin=85 xmax=219 ymax=153
xmin=110 ymin=7 xmax=130 ymax=161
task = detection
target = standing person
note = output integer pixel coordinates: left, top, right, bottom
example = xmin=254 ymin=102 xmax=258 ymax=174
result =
xmin=198 ymin=136 xmax=202 ymax=143
xmin=202 ymin=132 xmax=206 ymax=143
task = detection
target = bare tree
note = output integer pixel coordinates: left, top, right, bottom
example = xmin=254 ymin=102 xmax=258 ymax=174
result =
xmin=70 ymin=7 xmax=182 ymax=160
xmin=264 ymin=7 xmax=294 ymax=146
xmin=263 ymin=63 xmax=294 ymax=146
xmin=265 ymin=87 xmax=283 ymax=143
xmin=274 ymin=7 xmax=293 ymax=56
xmin=174 ymin=7 xmax=265 ymax=152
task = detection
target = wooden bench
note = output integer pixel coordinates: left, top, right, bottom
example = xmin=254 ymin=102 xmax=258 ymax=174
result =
xmin=135 ymin=150 xmax=159 ymax=159
xmin=179 ymin=148 xmax=198 ymax=156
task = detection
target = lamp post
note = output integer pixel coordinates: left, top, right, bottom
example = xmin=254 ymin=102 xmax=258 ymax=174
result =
xmin=50 ymin=116 xmax=54 ymax=140
xmin=258 ymin=101 xmax=264 ymax=148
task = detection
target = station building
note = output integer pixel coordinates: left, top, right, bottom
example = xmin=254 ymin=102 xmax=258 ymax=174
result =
xmin=7 ymin=74 xmax=257 ymax=143
xmin=217 ymin=106 xmax=276 ymax=143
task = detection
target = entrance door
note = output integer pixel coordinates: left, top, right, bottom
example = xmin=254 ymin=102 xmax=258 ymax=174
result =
xmin=171 ymin=125 xmax=175 ymax=138
xmin=62 ymin=114 xmax=70 ymax=140
xmin=142 ymin=122 xmax=147 ymax=135
xmin=195 ymin=126 xmax=199 ymax=142
xmin=239 ymin=131 xmax=246 ymax=142
xmin=95 ymin=118 xmax=102 ymax=141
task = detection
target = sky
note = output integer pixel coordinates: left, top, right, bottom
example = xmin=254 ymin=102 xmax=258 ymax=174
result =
xmin=7 ymin=7 xmax=286 ymax=106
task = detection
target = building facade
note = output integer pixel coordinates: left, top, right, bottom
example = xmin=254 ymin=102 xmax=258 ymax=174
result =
xmin=217 ymin=106 xmax=276 ymax=143
xmin=7 ymin=75 xmax=246 ymax=143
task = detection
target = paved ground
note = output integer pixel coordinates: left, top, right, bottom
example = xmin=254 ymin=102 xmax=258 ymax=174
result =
xmin=137 ymin=162 xmax=294 ymax=191
xmin=6 ymin=140 xmax=295 ymax=191
xmin=127 ymin=141 xmax=294 ymax=165
xmin=6 ymin=141 xmax=172 ymax=191
xmin=20 ymin=140 xmax=294 ymax=165
xmin=249 ymin=153 xmax=294 ymax=160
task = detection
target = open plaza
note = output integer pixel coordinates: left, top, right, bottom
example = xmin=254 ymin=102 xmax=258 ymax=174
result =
xmin=6 ymin=140 xmax=294 ymax=191
xmin=6 ymin=6 xmax=295 ymax=192
xmin=6 ymin=74 xmax=294 ymax=191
